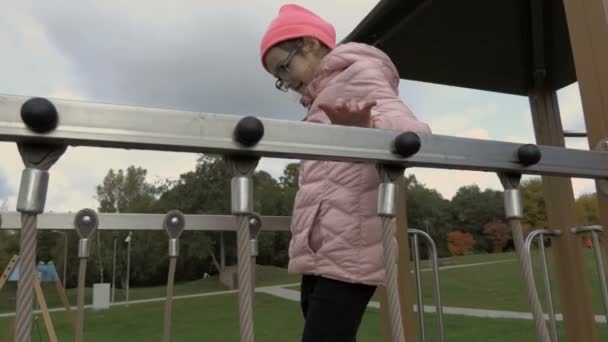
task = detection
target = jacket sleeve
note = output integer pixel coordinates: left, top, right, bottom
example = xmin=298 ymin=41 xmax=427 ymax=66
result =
xmin=342 ymin=60 xmax=432 ymax=134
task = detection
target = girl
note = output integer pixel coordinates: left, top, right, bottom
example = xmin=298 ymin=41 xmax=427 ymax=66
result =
xmin=260 ymin=4 xmax=431 ymax=341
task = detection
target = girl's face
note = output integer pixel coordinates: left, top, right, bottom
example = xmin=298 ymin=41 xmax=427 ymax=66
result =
xmin=264 ymin=38 xmax=327 ymax=94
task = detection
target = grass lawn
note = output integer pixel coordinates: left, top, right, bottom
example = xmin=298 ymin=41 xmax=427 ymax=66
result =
xmin=1 ymin=292 xmax=606 ymax=341
xmin=282 ymin=249 xmax=608 ymax=314
xmin=417 ymin=248 xmax=608 ymax=314
xmin=0 ymin=265 xmax=300 ymax=314
xmin=2 ymin=251 xmax=607 ymax=340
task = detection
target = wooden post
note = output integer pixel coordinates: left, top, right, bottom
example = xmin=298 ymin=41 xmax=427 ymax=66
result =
xmin=562 ymin=0 xmax=608 ymax=254
xmin=54 ymin=276 xmax=76 ymax=333
xmin=529 ymin=88 xmax=598 ymax=342
xmin=0 ymin=256 xmax=18 ymax=342
xmin=0 ymin=255 xmax=18 ymax=291
xmin=2 ymin=321 xmax=14 ymax=342
xmin=380 ymin=176 xmax=419 ymax=342
xmin=34 ymin=278 xmax=58 ymax=342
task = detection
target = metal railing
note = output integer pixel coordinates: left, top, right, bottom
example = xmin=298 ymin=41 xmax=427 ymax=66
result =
xmin=571 ymin=226 xmax=608 ymax=324
xmin=408 ymin=229 xmax=445 ymax=342
xmin=525 ymin=229 xmax=562 ymax=342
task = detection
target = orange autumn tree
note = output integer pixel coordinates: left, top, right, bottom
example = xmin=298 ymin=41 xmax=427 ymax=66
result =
xmin=447 ymin=231 xmax=476 ymax=256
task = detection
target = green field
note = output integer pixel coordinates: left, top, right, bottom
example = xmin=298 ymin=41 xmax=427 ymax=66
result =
xmin=1 ymin=251 xmax=607 ymax=341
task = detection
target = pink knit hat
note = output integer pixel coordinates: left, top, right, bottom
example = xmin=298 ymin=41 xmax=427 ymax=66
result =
xmin=260 ymin=4 xmax=336 ymax=71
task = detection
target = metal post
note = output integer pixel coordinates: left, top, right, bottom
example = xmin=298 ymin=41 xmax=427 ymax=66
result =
xmin=125 ymin=231 xmax=132 ymax=305
xmin=409 ymin=229 xmax=445 ymax=342
xmin=590 ymin=230 xmax=608 ymax=322
xmin=411 ymin=234 xmax=425 ymax=342
xmin=572 ymin=226 xmax=608 ymax=323
xmin=97 ymin=230 xmax=104 ymax=283
xmin=63 ymin=233 xmax=68 ymax=289
xmin=111 ymin=234 xmax=117 ymax=303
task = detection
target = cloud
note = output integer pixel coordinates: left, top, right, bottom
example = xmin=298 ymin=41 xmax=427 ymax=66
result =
xmin=26 ymin=0 xmax=378 ymax=120
xmin=0 ymin=2 xmax=77 ymax=98
xmin=557 ymin=83 xmax=586 ymax=131
xmin=411 ymin=169 xmax=502 ymax=200
xmin=0 ymin=169 xmax=14 ymax=200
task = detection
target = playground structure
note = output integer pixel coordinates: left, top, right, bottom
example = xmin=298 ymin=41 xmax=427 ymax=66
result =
xmin=0 ymin=256 xmax=74 ymax=342
xmin=0 ymin=0 xmax=607 ymax=341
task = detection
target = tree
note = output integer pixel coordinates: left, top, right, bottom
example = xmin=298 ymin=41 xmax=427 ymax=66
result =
xmin=520 ymin=178 xmax=547 ymax=228
xmin=279 ymin=163 xmax=299 ymax=215
xmin=447 ymin=231 xmax=476 ymax=256
xmin=96 ymin=166 xmax=158 ymax=214
xmin=92 ymin=166 xmax=164 ymax=287
xmin=404 ymin=175 xmax=451 ymax=257
xmin=575 ymin=193 xmax=600 ymax=226
xmin=448 ymin=185 xmax=503 ymax=252
xmin=483 ymin=221 xmax=511 ymax=253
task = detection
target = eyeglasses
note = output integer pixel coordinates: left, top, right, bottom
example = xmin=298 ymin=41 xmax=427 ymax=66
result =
xmin=274 ymin=41 xmax=304 ymax=92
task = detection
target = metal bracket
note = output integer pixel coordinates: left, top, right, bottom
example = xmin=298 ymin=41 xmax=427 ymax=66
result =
xmin=74 ymin=208 xmax=99 ymax=258
xmin=249 ymin=213 xmax=262 ymax=257
xmin=163 ymin=210 xmax=185 ymax=257
xmin=377 ymin=165 xmax=405 ymax=217
xmin=17 ymin=143 xmax=67 ymax=170
xmin=16 ymin=168 xmax=49 ymax=214
xmin=226 ymin=156 xmax=259 ymax=215
xmin=498 ymin=173 xmax=523 ymax=219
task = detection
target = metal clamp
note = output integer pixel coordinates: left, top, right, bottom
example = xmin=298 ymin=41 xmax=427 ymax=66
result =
xmin=163 ymin=210 xmax=185 ymax=257
xmin=409 ymin=229 xmax=445 ymax=342
xmin=503 ymin=189 xmax=523 ymax=219
xmin=74 ymin=209 xmax=99 ymax=258
xmin=571 ymin=225 xmax=608 ymax=324
xmin=498 ymin=173 xmax=523 ymax=219
xmin=226 ymin=157 xmax=259 ymax=215
xmin=525 ymin=229 xmax=562 ymax=342
xmin=16 ymin=168 xmax=49 ymax=214
xmin=377 ymin=165 xmax=405 ymax=217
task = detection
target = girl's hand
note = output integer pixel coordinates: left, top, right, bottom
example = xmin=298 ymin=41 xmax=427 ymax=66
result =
xmin=318 ymin=98 xmax=377 ymax=127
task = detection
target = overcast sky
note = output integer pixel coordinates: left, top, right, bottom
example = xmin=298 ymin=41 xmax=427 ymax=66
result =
xmin=0 ymin=0 xmax=594 ymax=213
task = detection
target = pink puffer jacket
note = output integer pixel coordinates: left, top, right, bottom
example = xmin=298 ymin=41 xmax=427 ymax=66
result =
xmin=288 ymin=42 xmax=431 ymax=286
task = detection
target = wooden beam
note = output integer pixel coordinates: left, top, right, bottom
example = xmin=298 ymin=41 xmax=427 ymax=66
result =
xmin=529 ymin=88 xmax=598 ymax=342
xmin=34 ymin=279 xmax=58 ymax=342
xmin=562 ymin=0 xmax=608 ymax=259
xmin=54 ymin=276 xmax=76 ymax=334
xmin=0 ymin=255 xmax=18 ymax=291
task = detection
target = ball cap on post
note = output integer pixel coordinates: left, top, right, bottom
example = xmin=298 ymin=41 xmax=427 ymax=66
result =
xmin=393 ymin=132 xmax=421 ymax=158
xmin=517 ymin=144 xmax=542 ymax=166
xmin=21 ymin=97 xmax=59 ymax=133
xmin=234 ymin=116 xmax=265 ymax=147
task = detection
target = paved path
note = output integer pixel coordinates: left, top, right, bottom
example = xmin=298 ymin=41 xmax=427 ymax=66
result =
xmin=256 ymin=286 xmax=607 ymax=323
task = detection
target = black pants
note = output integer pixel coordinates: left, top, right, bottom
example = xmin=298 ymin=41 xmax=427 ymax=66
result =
xmin=300 ymin=275 xmax=376 ymax=342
